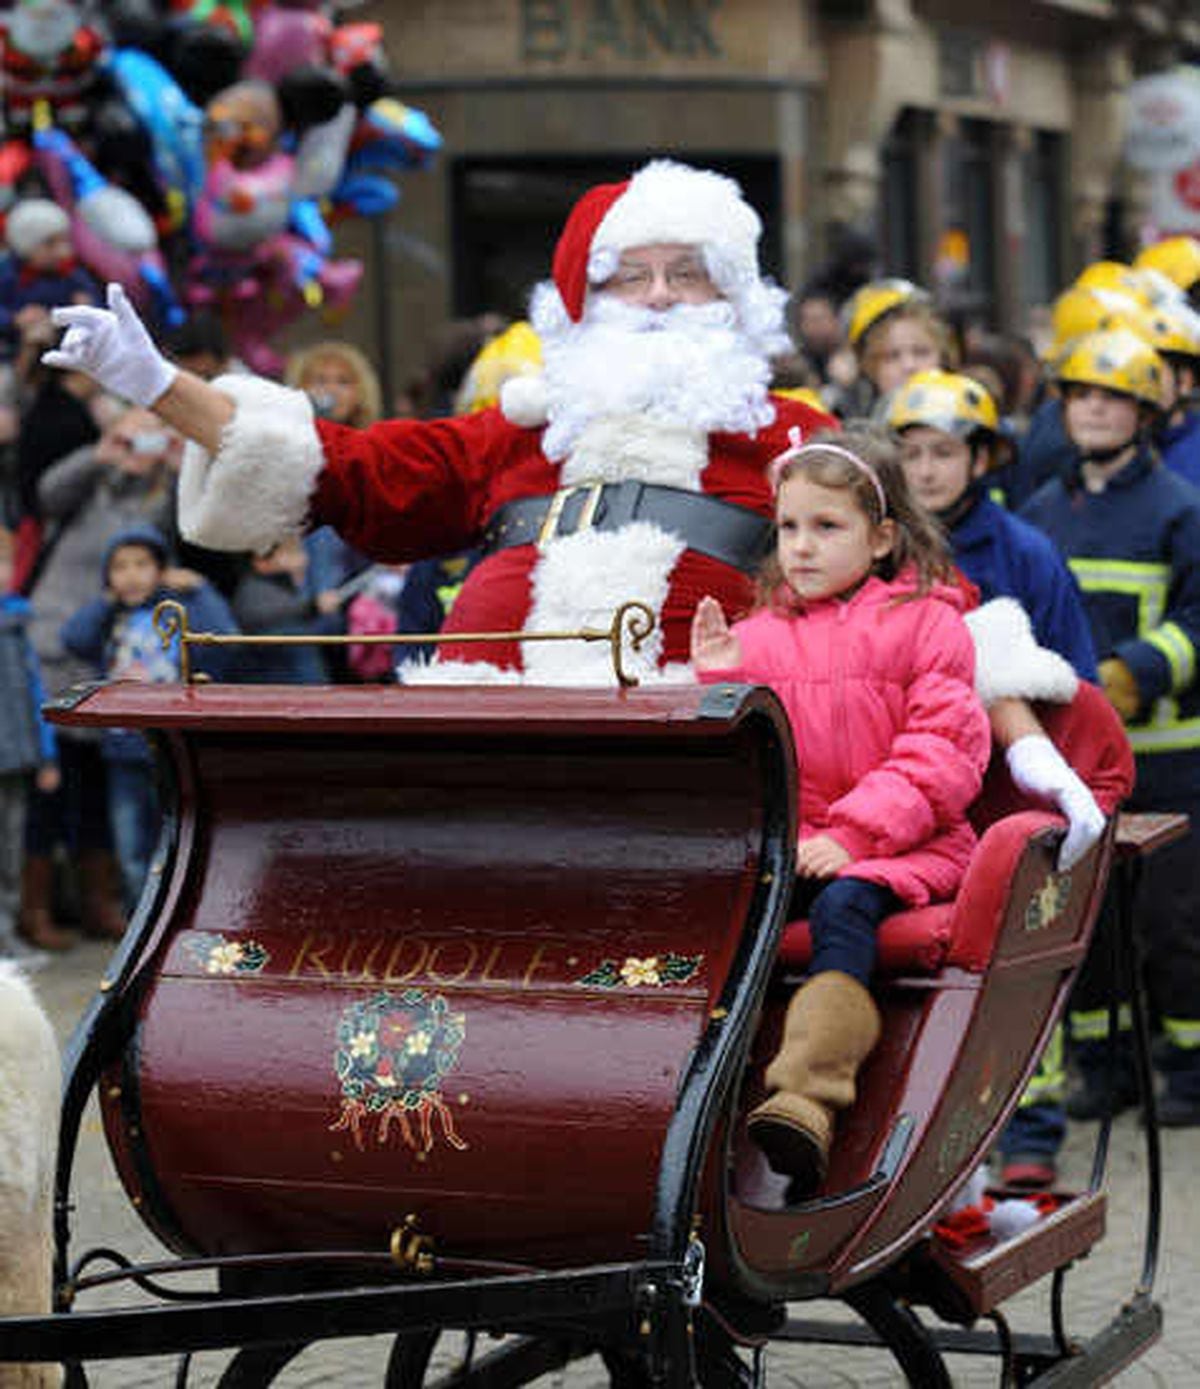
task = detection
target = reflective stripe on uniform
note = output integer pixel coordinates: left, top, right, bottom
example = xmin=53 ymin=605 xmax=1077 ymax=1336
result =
xmin=1127 ymin=710 xmax=1200 ymax=752
xmin=1163 ymin=1017 xmax=1200 ymax=1049
xmin=1070 ymin=1006 xmax=1132 ymax=1041
xmin=1068 ymin=558 xmax=1169 ymax=632
xmin=1146 ymin=620 xmax=1197 ymax=693
xmin=1067 ymin=560 xmax=1200 ymax=750
xmin=1017 ymin=1024 xmax=1066 ymax=1107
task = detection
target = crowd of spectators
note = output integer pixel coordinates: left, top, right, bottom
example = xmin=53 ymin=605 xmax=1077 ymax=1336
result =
xmin=0 ymin=194 xmax=517 ymax=963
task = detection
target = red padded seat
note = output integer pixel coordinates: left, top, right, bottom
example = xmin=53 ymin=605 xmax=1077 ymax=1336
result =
xmin=776 ymin=683 xmax=1134 ymax=978
xmin=778 ymin=811 xmax=1059 ymax=976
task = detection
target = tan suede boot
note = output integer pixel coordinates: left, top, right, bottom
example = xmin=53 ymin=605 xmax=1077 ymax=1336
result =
xmin=747 ymin=970 xmax=882 ymax=1195
xmin=18 ymin=857 xmax=75 ymax=953
xmin=79 ymin=851 xmax=127 ymax=941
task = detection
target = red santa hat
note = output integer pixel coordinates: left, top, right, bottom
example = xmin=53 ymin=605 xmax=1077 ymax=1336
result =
xmin=548 ymin=161 xmax=764 ymax=323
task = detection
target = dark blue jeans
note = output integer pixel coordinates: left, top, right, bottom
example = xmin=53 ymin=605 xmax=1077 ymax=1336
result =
xmin=25 ymin=736 xmax=112 ymax=856
xmin=107 ymin=760 xmax=159 ymax=914
xmin=792 ymin=875 xmax=899 ymax=985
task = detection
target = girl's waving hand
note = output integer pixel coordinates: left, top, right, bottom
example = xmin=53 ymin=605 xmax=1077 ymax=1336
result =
xmin=690 ymin=595 xmax=743 ymax=672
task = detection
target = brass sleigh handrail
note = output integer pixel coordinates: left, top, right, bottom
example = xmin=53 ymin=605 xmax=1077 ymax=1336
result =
xmin=153 ymin=598 xmax=657 ymax=688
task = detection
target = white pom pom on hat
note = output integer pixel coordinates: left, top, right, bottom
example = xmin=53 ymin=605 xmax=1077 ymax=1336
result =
xmin=499 ymin=373 xmax=549 ymax=428
xmin=5 ymin=198 xmax=70 ymax=259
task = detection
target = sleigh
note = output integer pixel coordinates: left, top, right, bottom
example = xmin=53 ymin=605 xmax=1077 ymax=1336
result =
xmin=0 ymin=608 xmax=1170 ymax=1387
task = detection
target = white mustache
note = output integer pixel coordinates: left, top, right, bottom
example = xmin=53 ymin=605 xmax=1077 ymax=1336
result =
xmin=584 ymin=296 xmax=738 ymax=335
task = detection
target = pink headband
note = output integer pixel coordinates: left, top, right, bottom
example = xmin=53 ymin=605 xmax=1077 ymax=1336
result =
xmin=768 ymin=427 xmax=889 ymax=518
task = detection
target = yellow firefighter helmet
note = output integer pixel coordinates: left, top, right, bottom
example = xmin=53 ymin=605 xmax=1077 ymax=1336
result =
xmin=887 ymin=369 xmax=1000 ymax=439
xmin=1055 ymin=327 xmax=1168 ymax=409
xmin=843 ymin=278 xmax=932 ymax=349
xmin=1135 ymin=236 xmax=1200 ymax=292
xmin=453 ymin=321 xmax=543 ymax=415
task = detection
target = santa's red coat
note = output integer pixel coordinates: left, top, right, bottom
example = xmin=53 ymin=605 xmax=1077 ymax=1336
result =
xmin=312 ymin=394 xmax=834 ymax=669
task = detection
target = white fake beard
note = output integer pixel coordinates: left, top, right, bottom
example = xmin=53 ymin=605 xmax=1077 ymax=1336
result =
xmin=538 ymin=297 xmax=776 ymax=462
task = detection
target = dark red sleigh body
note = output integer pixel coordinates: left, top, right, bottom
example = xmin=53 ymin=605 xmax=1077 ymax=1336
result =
xmin=0 ymin=673 xmax=1165 ymax=1387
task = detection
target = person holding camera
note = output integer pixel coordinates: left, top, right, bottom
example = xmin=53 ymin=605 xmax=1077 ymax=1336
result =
xmin=19 ymin=408 xmax=184 ymax=950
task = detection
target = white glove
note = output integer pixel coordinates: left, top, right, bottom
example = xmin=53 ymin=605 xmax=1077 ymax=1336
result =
xmin=1005 ymin=734 xmax=1107 ymax=871
xmin=42 ymin=282 xmax=177 ymax=408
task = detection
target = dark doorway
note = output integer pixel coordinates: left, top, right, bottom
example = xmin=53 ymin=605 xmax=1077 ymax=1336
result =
xmin=450 ymin=154 xmax=783 ymax=319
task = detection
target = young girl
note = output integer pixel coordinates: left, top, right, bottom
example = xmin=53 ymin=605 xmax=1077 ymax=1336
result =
xmin=690 ymin=425 xmax=992 ymax=1192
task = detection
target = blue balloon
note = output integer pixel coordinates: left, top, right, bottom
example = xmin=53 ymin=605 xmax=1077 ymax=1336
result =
xmin=105 ymin=48 xmax=206 ymax=213
xmin=290 ymin=198 xmax=333 ymax=257
xmin=331 ymin=172 xmax=400 ymax=218
xmin=139 ymin=260 xmax=186 ymax=328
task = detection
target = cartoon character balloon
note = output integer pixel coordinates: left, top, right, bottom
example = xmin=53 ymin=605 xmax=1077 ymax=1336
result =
xmin=186 ymin=79 xmax=362 ymax=375
xmin=0 ymin=0 xmax=105 ymax=208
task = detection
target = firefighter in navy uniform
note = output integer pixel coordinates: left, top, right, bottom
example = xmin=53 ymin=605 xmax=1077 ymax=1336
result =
xmin=889 ymin=370 xmax=1099 ymax=1182
xmin=1021 ymin=327 xmax=1200 ymax=1126
xmin=1143 ymin=296 xmax=1200 ymax=489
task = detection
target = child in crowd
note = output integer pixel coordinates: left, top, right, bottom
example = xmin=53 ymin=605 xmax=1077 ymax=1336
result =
xmin=691 ymin=425 xmax=991 ymax=1193
xmin=889 ymin=370 xmax=1097 ymax=678
xmin=1143 ymin=297 xmax=1200 ymax=487
xmin=1020 ymin=327 xmax=1200 ymax=1127
xmin=61 ymin=523 xmax=237 ymax=912
xmin=230 ymin=536 xmax=342 ymax=684
xmin=0 ymin=528 xmax=59 ymax=961
xmin=0 ymin=198 xmax=98 ymax=370
xmin=842 ymin=278 xmax=955 ymax=419
xmin=889 ymin=369 xmax=1098 ymax=1188
xmin=345 ymin=564 xmax=408 ymax=681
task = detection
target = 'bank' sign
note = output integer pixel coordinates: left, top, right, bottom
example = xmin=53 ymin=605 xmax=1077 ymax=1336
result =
xmin=522 ymin=0 xmax=723 ymax=61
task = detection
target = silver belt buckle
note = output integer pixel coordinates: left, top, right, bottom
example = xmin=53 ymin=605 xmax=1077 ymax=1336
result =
xmin=536 ymin=480 xmax=605 ymax=549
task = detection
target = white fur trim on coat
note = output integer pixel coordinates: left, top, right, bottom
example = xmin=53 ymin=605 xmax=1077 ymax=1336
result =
xmin=399 ymin=655 xmax=697 ymax=687
xmin=523 ymin=520 xmax=684 ymax=684
xmin=965 ymin=597 xmax=1080 ymax=707
xmin=178 ymin=374 xmax=325 ymax=553
xmin=398 ymin=659 xmax=526 ymax=686
xmin=398 ymin=520 xmax=694 ymax=688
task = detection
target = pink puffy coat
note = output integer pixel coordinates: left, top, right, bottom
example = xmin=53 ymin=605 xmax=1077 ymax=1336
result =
xmin=699 ymin=574 xmax=991 ymax=906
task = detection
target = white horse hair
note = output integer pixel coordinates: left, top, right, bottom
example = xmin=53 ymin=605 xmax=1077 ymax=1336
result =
xmin=0 ymin=962 xmax=61 ymax=1387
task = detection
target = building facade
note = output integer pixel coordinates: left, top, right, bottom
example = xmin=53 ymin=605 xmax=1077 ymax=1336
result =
xmin=325 ymin=0 xmax=1195 ymax=399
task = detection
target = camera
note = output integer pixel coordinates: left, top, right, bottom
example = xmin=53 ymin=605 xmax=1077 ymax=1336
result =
xmin=130 ymin=431 xmax=170 ymax=455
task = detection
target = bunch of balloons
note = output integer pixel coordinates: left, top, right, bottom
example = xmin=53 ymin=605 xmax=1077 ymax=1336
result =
xmin=0 ymin=0 xmax=442 ymax=375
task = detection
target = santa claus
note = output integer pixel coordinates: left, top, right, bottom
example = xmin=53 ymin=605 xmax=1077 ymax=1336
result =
xmin=45 ymin=159 xmax=1104 ymax=858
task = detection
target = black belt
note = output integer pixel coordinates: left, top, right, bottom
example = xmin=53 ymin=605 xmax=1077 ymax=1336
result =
xmin=481 ymin=480 xmax=773 ymax=576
